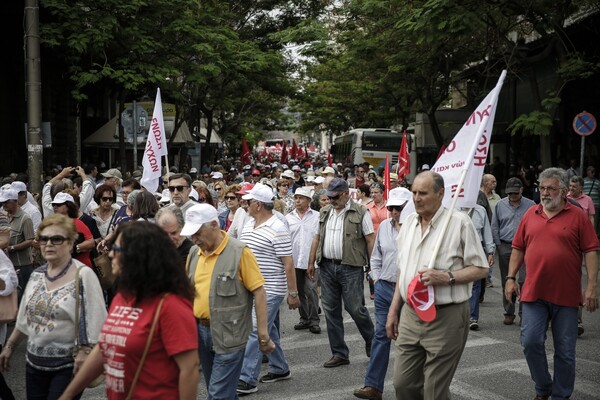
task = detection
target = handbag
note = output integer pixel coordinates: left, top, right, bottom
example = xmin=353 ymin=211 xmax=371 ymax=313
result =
xmin=92 ymin=252 xmax=116 ymax=290
xmin=0 ymin=290 xmax=18 ymax=324
xmin=74 ymin=267 xmax=106 ymax=388
xmin=126 ymin=293 xmax=167 ymax=400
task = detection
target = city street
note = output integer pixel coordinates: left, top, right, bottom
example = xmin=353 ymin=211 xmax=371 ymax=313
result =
xmin=4 ymin=266 xmax=600 ymax=399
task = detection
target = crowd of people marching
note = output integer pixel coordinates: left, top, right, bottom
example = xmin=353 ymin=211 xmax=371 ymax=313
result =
xmin=0 ymin=156 xmax=597 ymax=400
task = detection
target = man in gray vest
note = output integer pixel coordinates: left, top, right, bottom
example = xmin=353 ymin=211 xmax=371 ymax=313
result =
xmin=182 ymin=204 xmax=275 ymax=399
xmin=308 ymin=178 xmax=375 ymax=368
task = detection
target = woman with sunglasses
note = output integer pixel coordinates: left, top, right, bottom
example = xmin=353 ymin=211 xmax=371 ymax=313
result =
xmin=0 ymin=214 xmax=107 ymax=400
xmin=218 ymin=185 xmax=241 ymax=231
xmin=89 ymin=184 xmax=119 ymax=238
xmin=276 ymin=180 xmax=294 ymax=214
xmin=353 ymin=187 xmax=412 ymax=400
xmin=213 ymin=183 xmax=227 ymax=213
xmin=59 ymin=222 xmax=199 ymax=400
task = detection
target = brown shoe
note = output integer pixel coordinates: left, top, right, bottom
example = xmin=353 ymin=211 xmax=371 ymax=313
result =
xmin=323 ymin=356 xmax=349 ymax=368
xmin=353 ymin=386 xmax=382 ymax=400
xmin=504 ymin=315 xmax=515 ymax=325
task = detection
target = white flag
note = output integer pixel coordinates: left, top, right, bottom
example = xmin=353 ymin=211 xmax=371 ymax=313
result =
xmin=433 ymin=70 xmax=506 ymax=208
xmin=141 ymin=88 xmax=168 ymax=193
xmin=401 ymin=71 xmax=506 ymax=221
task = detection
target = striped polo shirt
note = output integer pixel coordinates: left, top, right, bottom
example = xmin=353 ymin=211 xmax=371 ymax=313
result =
xmin=240 ymin=214 xmax=292 ymax=296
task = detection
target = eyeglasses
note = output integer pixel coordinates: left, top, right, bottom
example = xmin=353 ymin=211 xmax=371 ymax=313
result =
xmin=225 ymin=196 xmax=237 ymax=200
xmin=387 ymin=205 xmax=404 ymax=212
xmin=101 ymin=197 xmax=114 ymax=202
xmin=539 ymin=186 xmax=560 ymax=193
xmin=168 ymin=185 xmax=189 ymax=192
xmin=39 ymin=235 xmax=68 ymax=245
xmin=111 ymin=244 xmax=122 ymax=253
xmin=252 ymin=174 xmax=260 ymax=177
xmin=328 ymin=194 xmax=341 ymax=200
xmin=215 ymin=187 xmax=223 ymax=191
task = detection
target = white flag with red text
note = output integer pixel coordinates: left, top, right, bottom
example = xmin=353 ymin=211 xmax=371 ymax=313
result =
xmin=400 ymin=71 xmax=506 ymax=221
xmin=141 ymin=88 xmax=168 ymax=193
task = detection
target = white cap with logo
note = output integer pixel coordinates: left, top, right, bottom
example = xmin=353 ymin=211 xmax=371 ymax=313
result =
xmin=181 ymin=204 xmax=219 ymax=236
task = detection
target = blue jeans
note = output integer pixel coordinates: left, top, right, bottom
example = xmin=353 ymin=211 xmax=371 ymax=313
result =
xmin=320 ymin=261 xmax=374 ymax=359
xmin=25 ymin=364 xmax=82 ymax=400
xmin=240 ymin=294 xmax=289 ymax=386
xmin=364 ymin=280 xmax=399 ymax=392
xmin=469 ymin=279 xmax=481 ymax=321
xmin=197 ymin=324 xmax=245 ymax=400
xmin=521 ymin=300 xmax=578 ymax=400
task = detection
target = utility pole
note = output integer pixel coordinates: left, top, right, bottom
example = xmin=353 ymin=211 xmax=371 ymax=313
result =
xmin=25 ymin=0 xmax=43 ymax=194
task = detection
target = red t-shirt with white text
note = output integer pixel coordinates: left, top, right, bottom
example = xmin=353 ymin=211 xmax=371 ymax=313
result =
xmin=99 ymin=293 xmax=198 ymax=399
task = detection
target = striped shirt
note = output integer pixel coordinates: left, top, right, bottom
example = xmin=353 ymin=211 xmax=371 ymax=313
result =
xmin=583 ymin=177 xmax=600 ymax=206
xmin=396 ymin=207 xmax=488 ymax=305
xmin=240 ymin=214 xmax=292 ymax=296
xmin=322 ymin=201 xmax=374 ymax=260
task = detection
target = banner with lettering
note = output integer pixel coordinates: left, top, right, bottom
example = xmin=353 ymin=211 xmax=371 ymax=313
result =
xmin=433 ymin=70 xmax=506 ymax=208
xmin=400 ymin=71 xmax=506 ymax=221
xmin=141 ymin=88 xmax=168 ymax=193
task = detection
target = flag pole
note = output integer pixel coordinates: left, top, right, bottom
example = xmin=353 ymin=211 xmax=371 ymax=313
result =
xmin=426 ymin=70 xmax=506 ymax=270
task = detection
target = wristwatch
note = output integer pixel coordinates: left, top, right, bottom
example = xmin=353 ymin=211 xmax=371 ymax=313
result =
xmin=447 ymin=271 xmax=456 ymax=286
xmin=505 ymin=276 xmax=516 ymax=282
xmin=288 ymin=291 xmax=298 ymax=298
xmin=259 ymin=337 xmax=271 ymax=346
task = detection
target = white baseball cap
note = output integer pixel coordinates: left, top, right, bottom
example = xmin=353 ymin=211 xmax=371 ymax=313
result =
xmin=0 ymin=189 xmax=19 ymax=202
xmin=323 ymin=166 xmax=336 ymax=175
xmin=294 ymin=186 xmax=313 ymax=199
xmin=189 ymin=189 xmax=199 ymax=201
xmin=242 ymin=183 xmax=274 ymax=204
xmin=189 ymin=167 xmax=198 ymax=174
xmin=10 ymin=181 xmax=27 ymax=193
xmin=211 ymin=171 xmax=224 ymax=179
xmin=181 ymin=204 xmax=219 ymax=236
xmin=51 ymin=192 xmax=75 ymax=205
xmin=281 ymin=170 xmax=295 ymax=179
xmin=314 ymin=176 xmax=325 ymax=184
xmin=386 ymin=187 xmax=412 ymax=207
xmin=292 ymin=165 xmax=301 ymax=171
xmin=306 ymin=176 xmax=316 ymax=182
xmin=159 ymin=189 xmax=171 ymax=203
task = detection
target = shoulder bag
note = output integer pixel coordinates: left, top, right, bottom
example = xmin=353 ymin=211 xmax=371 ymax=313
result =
xmin=74 ymin=266 xmax=106 ymax=388
xmin=126 ymin=293 xmax=167 ymax=400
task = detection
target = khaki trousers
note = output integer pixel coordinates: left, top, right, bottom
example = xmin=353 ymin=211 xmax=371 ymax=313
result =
xmin=393 ymin=301 xmax=469 ymax=400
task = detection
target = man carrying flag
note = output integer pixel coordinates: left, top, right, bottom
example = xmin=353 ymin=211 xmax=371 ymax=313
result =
xmin=385 ymin=71 xmax=506 ymax=400
xmin=141 ymin=88 xmax=168 ymax=193
xmin=385 ymin=171 xmax=488 ymax=400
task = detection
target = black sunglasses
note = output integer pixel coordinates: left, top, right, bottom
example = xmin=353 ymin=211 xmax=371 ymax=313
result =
xmin=39 ymin=235 xmax=68 ymax=245
xmin=101 ymin=197 xmax=114 ymax=202
xmin=387 ymin=205 xmax=404 ymax=212
xmin=225 ymin=196 xmax=238 ymax=200
xmin=328 ymin=194 xmax=341 ymax=200
xmin=168 ymin=185 xmax=189 ymax=192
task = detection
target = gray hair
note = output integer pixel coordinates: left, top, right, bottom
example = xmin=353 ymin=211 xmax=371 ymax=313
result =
xmin=570 ymin=175 xmax=584 ymax=187
xmin=127 ymin=189 xmax=142 ymax=208
xmin=261 ymin=201 xmax=275 ymax=211
xmin=538 ymin=167 xmax=568 ymax=189
xmin=155 ymin=206 xmax=185 ymax=229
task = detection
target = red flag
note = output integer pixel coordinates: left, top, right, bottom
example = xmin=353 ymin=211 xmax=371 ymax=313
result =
xmin=291 ymin=139 xmax=298 ymax=159
xmin=281 ymin=141 xmax=289 ymax=164
xmin=384 ymin=154 xmax=391 ymax=201
xmin=241 ymin=137 xmax=252 ymax=165
xmin=327 ymin=148 xmax=332 ymax=166
xmin=397 ymin=130 xmax=410 ymax=182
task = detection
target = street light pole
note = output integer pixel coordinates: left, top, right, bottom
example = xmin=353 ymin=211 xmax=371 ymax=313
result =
xmin=25 ymin=0 xmax=43 ymax=194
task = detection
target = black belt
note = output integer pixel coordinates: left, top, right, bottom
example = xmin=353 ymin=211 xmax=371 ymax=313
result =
xmin=197 ymin=318 xmax=210 ymax=327
xmin=500 ymin=240 xmax=512 ymax=245
xmin=322 ymin=257 xmax=343 ymax=265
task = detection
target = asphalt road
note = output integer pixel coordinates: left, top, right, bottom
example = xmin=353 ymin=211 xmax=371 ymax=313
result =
xmin=4 ymin=266 xmax=600 ymax=400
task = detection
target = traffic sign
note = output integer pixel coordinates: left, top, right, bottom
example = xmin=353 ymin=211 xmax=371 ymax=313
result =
xmin=573 ymin=111 xmax=596 ymax=136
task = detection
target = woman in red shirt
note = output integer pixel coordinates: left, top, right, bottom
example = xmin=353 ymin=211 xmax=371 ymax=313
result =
xmin=59 ymin=222 xmax=199 ymax=400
